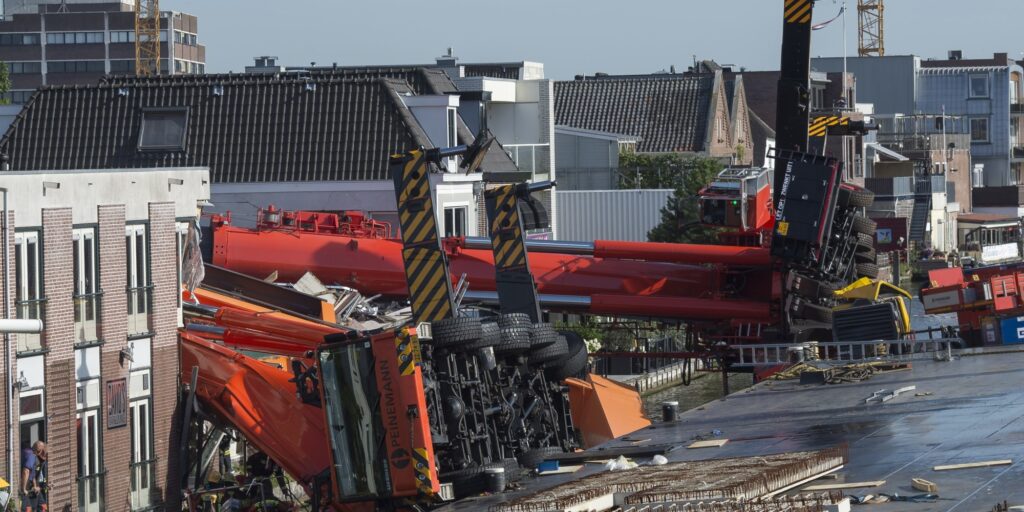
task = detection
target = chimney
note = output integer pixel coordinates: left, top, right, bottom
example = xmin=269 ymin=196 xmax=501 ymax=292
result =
xmin=948 ymin=50 xmax=962 ymax=61
xmin=436 ymin=47 xmax=458 ymax=68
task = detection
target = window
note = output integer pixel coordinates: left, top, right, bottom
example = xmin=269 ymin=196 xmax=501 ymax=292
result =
xmin=126 ymin=225 xmax=151 ymax=336
xmin=443 ymin=206 xmax=467 ymax=237
xmin=110 ymin=31 xmax=135 ymax=43
xmin=971 ymin=117 xmax=990 ymax=143
xmin=447 ymin=108 xmax=457 ymax=148
xmin=19 ymin=389 xmax=45 ymax=454
xmin=45 ymin=31 xmax=103 ymax=45
xmin=14 ymin=231 xmax=44 ymax=353
xmin=129 ymin=369 xmax=153 ymax=510
xmin=3 ymin=90 xmax=34 ymax=104
xmin=8 ymin=62 xmax=41 ymax=74
xmin=970 ymin=75 xmax=990 ymax=98
xmin=138 ymin=109 xmax=188 ymax=151
xmin=47 ymin=60 xmax=105 ymax=73
xmin=109 ymin=60 xmax=135 ymax=74
xmin=72 ymin=228 xmax=100 ymax=345
xmin=77 ymin=379 xmax=104 ymax=512
xmin=0 ymin=33 xmax=39 ymax=45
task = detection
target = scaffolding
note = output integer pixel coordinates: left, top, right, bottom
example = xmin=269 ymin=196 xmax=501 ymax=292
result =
xmin=134 ymin=0 xmax=160 ymax=76
xmin=857 ymin=0 xmax=884 ymax=57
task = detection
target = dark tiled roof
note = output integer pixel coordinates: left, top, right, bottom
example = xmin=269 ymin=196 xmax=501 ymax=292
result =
xmin=0 ymin=77 xmax=433 ymax=182
xmin=102 ymin=66 xmax=459 ymax=95
xmin=554 ymin=75 xmax=715 ymax=153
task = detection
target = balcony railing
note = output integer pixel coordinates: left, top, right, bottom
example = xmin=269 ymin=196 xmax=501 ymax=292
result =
xmin=15 ymin=298 xmax=46 ymax=353
xmin=1013 ymin=146 xmax=1024 ymax=160
xmin=130 ymin=459 xmax=156 ymax=510
xmin=78 ymin=472 xmax=105 ymax=512
xmin=505 ymin=144 xmax=551 ymax=179
xmin=73 ymin=292 xmax=102 ymax=345
xmin=127 ymin=285 xmax=153 ymax=336
xmin=1012 ymin=103 xmax=1024 ymax=115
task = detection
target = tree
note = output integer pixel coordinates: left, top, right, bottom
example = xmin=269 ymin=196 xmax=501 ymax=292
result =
xmin=0 ymin=62 xmax=10 ymax=105
xmin=646 ymin=155 xmax=724 ymax=243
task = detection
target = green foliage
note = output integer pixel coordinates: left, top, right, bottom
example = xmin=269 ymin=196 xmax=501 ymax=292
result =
xmin=555 ymin=319 xmax=603 ymax=341
xmin=0 ymin=62 xmax=9 ymax=105
xmin=642 ymin=155 xmax=725 ymax=243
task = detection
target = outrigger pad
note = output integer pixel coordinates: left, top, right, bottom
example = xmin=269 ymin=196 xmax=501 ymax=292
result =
xmin=519 ymin=193 xmax=550 ymax=231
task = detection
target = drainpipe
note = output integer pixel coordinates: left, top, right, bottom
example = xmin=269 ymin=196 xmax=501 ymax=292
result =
xmin=1 ymin=184 xmax=11 ymax=486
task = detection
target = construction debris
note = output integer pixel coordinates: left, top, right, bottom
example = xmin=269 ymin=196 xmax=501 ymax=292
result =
xmin=490 ymin=447 xmax=848 ymax=512
xmin=687 ymin=439 xmax=729 ymax=449
xmin=774 ymin=361 xmax=911 ymax=384
xmin=865 ymin=385 xmax=917 ymax=404
xmin=911 ymin=477 xmax=938 ymax=493
xmin=802 ymin=480 xmax=884 ymax=491
xmin=934 ymin=459 xmax=1013 ymax=471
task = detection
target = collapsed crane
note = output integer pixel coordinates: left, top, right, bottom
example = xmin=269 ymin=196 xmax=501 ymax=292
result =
xmin=176 ymin=1 xmax=894 ymax=509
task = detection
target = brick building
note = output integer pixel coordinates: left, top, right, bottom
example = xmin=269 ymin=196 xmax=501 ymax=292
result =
xmin=0 ymin=0 xmax=205 ymax=104
xmin=1 ymin=166 xmax=209 ymax=511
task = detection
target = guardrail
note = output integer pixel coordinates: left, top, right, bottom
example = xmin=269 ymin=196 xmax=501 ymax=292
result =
xmin=731 ymin=338 xmax=963 ymax=367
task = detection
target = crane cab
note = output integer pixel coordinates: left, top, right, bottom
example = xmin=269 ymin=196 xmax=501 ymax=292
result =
xmin=698 ymin=167 xmax=774 ymax=233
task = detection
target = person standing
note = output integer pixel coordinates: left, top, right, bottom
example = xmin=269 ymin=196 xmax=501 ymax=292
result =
xmin=32 ymin=442 xmax=47 ymax=512
xmin=19 ymin=443 xmax=37 ymax=512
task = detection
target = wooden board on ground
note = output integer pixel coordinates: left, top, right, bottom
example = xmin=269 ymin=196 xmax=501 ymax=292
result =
xmin=802 ymin=480 xmax=885 ymax=491
xmin=537 ymin=464 xmax=583 ymax=476
xmin=912 ymin=477 xmax=938 ymax=492
xmin=687 ymin=439 xmax=729 ymax=449
xmin=933 ymin=459 xmax=1012 ymax=471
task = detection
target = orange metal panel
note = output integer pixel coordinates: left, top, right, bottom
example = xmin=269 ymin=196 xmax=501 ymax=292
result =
xmin=565 ymin=374 xmax=651 ymax=448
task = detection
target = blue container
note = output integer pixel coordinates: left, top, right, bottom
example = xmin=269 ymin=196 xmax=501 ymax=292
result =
xmin=999 ymin=316 xmax=1024 ymax=344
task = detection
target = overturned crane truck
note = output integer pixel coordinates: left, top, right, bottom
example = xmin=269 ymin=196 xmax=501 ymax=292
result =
xmin=177 ymin=0 xmax=896 ymax=510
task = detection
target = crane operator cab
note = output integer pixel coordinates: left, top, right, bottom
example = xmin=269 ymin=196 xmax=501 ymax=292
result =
xmin=698 ymin=167 xmax=774 ymax=233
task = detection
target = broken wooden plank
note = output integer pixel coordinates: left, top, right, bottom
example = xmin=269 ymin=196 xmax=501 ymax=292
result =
xmin=687 ymin=438 xmax=729 ymax=449
xmin=911 ymin=477 xmax=938 ymax=492
xmin=933 ymin=459 xmax=1012 ymax=471
xmin=537 ymin=464 xmax=583 ymax=476
xmin=802 ymin=480 xmax=885 ymax=491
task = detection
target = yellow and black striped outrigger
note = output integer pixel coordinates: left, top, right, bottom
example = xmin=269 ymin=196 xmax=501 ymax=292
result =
xmin=483 ymin=181 xmax=553 ymax=322
xmin=389 ymin=149 xmax=458 ymax=325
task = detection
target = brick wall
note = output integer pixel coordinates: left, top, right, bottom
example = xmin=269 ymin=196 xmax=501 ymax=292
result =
xmin=148 ymin=203 xmax=181 ymax=509
xmin=1 ymin=210 xmax=14 ymax=484
xmin=41 ymin=207 xmax=76 ymax=512
xmin=98 ymin=205 xmax=131 ymax=511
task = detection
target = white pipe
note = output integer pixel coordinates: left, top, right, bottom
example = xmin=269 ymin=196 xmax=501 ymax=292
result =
xmin=0 ymin=319 xmax=43 ymax=334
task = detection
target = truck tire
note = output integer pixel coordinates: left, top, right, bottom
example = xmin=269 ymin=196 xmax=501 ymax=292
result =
xmin=530 ymin=323 xmax=558 ymax=348
xmin=855 ymin=232 xmax=874 ymax=252
xmin=500 ymin=457 xmax=523 ymax=482
xmin=517 ymin=446 xmax=564 ymax=470
xmin=855 ymin=248 xmax=876 ymax=263
xmin=856 ymin=262 xmax=879 ymax=279
xmin=495 ymin=325 xmax=531 ymax=356
xmin=442 ymin=461 xmax=508 ymax=497
xmin=547 ymin=334 xmax=588 ymax=381
xmin=851 ymin=215 xmax=877 ymax=235
xmin=472 ymin=321 xmax=501 ymax=350
xmin=838 ymin=184 xmax=874 ymax=208
xmin=431 ymin=317 xmax=482 ymax=351
xmin=529 ymin=335 xmax=569 ymax=366
xmin=498 ymin=313 xmax=531 ymax=329
xmin=795 ymin=302 xmax=833 ymax=323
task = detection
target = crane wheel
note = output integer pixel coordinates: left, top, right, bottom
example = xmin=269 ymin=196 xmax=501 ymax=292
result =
xmin=856 ymin=262 xmax=879 ymax=279
xmin=547 ymin=333 xmax=588 ymax=381
xmin=530 ymin=323 xmax=559 ymax=348
xmin=855 ymin=232 xmax=874 ymax=252
xmin=855 ymin=248 xmax=877 ymax=263
xmin=852 ymin=215 xmax=877 ymax=235
xmin=528 ymin=335 xmax=569 ymax=367
xmin=495 ymin=325 xmax=531 ymax=356
xmin=516 ymin=446 xmax=564 ymax=469
xmin=838 ymin=184 xmax=874 ymax=208
xmin=431 ymin=317 xmax=483 ymax=351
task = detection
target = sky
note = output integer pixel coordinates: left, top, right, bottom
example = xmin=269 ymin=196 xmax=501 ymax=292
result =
xmin=171 ymin=0 xmax=1024 ymax=79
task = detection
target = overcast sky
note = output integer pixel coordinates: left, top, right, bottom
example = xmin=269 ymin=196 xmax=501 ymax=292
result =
xmin=171 ymin=0 xmax=1024 ymax=79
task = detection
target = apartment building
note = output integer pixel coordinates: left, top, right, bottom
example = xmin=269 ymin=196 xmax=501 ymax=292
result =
xmin=0 ymin=0 xmax=205 ymax=104
xmin=1 ymin=166 xmax=209 ymax=511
